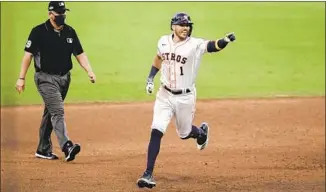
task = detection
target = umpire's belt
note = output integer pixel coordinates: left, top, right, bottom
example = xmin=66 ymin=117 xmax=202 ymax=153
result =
xmin=36 ymin=70 xmax=69 ymax=76
xmin=163 ymin=85 xmax=191 ymax=95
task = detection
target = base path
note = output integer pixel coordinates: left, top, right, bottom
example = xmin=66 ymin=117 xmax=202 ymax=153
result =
xmin=1 ymin=97 xmax=325 ymax=192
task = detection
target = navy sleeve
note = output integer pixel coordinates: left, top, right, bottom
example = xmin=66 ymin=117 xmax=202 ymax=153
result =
xmin=24 ymin=27 xmax=39 ymax=55
xmin=72 ymin=29 xmax=84 ymax=56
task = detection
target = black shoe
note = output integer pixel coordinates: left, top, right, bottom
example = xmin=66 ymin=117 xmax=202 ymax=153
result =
xmin=197 ymin=122 xmax=209 ymax=150
xmin=137 ymin=171 xmax=156 ymax=189
xmin=35 ymin=151 xmax=59 ymax=160
xmin=63 ymin=141 xmax=81 ymax=162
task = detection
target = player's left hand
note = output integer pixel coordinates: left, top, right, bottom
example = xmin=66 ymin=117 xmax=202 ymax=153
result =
xmin=146 ymin=80 xmax=154 ymax=95
xmin=224 ymin=32 xmax=236 ymax=42
xmin=88 ymin=71 xmax=96 ymax=83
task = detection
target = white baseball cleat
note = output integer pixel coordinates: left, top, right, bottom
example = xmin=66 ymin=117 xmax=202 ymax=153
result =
xmin=137 ymin=171 xmax=156 ymax=189
xmin=197 ymin=122 xmax=209 ymax=150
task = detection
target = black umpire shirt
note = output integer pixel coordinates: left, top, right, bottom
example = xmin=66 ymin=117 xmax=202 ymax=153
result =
xmin=24 ymin=19 xmax=84 ymax=74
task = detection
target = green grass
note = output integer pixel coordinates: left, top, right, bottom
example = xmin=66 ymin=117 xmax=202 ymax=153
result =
xmin=1 ymin=2 xmax=325 ymax=106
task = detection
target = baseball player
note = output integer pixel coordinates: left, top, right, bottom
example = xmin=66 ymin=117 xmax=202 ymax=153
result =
xmin=15 ymin=1 xmax=96 ymax=162
xmin=137 ymin=12 xmax=236 ymax=188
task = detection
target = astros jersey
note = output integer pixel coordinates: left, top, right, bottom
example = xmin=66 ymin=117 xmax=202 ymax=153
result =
xmin=157 ymin=34 xmax=209 ymax=89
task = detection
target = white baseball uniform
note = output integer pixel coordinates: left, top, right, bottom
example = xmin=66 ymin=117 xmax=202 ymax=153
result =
xmin=151 ymin=34 xmax=209 ymax=138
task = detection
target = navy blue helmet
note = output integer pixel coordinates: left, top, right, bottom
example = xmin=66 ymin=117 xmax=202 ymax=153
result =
xmin=170 ymin=12 xmax=193 ymax=36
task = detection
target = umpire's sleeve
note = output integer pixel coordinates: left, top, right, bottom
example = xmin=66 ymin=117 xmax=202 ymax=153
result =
xmin=72 ymin=29 xmax=84 ymax=56
xmin=24 ymin=27 xmax=39 ymax=55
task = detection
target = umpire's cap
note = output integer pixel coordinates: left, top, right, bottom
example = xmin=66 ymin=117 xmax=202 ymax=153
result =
xmin=48 ymin=1 xmax=70 ymax=14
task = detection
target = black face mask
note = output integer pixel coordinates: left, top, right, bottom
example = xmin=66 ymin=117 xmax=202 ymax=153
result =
xmin=54 ymin=15 xmax=66 ymax=26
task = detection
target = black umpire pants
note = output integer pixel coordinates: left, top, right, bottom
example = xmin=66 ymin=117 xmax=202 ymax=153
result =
xmin=34 ymin=71 xmax=71 ymax=153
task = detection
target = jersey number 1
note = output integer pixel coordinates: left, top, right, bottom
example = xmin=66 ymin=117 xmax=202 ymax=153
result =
xmin=180 ymin=66 xmax=184 ymax=76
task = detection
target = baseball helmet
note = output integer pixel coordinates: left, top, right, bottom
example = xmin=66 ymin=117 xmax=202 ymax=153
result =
xmin=170 ymin=12 xmax=193 ymax=36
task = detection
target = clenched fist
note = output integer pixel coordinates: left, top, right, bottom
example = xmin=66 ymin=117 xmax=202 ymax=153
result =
xmin=15 ymin=78 xmax=25 ymax=94
xmin=224 ymin=32 xmax=236 ymax=42
xmin=88 ymin=71 xmax=96 ymax=83
xmin=146 ymin=80 xmax=154 ymax=95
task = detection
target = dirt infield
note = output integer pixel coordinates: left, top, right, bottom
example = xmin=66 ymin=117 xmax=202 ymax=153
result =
xmin=1 ymin=97 xmax=325 ymax=192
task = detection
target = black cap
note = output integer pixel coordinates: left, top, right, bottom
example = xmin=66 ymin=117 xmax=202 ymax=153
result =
xmin=48 ymin=1 xmax=70 ymax=14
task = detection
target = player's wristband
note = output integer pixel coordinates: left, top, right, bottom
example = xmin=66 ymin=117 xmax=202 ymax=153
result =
xmin=217 ymin=38 xmax=229 ymax=49
xmin=207 ymin=39 xmax=228 ymax=53
xmin=148 ymin=65 xmax=159 ymax=81
xmin=19 ymin=77 xmax=25 ymax=80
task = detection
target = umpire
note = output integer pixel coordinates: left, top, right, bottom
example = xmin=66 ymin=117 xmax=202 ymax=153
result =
xmin=15 ymin=1 xmax=96 ymax=162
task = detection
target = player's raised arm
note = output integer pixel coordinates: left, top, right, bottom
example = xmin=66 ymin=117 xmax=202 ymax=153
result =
xmin=206 ymin=32 xmax=236 ymax=53
xmin=145 ymin=54 xmax=162 ymax=94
